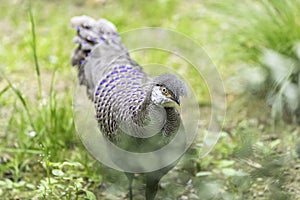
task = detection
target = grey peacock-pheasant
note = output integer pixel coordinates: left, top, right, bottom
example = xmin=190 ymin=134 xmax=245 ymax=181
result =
xmin=71 ymin=15 xmax=187 ymax=200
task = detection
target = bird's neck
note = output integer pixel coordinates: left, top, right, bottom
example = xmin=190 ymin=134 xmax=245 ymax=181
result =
xmin=162 ymin=107 xmax=181 ymax=136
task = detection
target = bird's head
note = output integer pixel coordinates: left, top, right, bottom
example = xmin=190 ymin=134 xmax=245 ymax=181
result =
xmin=151 ymin=74 xmax=187 ymax=108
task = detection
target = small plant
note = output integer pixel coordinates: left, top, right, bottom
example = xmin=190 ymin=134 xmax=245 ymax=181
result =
xmin=35 ymin=160 xmax=97 ymax=200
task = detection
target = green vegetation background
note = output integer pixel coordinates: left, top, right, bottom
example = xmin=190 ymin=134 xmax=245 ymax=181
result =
xmin=0 ymin=0 xmax=299 ymax=199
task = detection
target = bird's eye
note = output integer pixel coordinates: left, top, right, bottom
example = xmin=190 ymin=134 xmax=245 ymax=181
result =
xmin=161 ymin=87 xmax=168 ymax=94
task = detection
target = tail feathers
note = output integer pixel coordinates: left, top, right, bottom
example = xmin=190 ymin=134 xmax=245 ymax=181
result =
xmin=70 ymin=15 xmax=120 ymax=94
xmin=70 ymin=15 xmax=118 ymax=65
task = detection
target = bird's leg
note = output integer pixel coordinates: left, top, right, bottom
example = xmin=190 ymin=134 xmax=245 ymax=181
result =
xmin=125 ymin=172 xmax=134 ymax=200
xmin=145 ymin=177 xmax=160 ymax=200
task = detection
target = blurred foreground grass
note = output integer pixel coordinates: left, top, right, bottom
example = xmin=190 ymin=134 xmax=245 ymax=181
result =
xmin=0 ymin=0 xmax=299 ymax=199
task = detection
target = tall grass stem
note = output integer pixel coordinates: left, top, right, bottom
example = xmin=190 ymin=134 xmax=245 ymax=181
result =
xmin=29 ymin=6 xmax=42 ymax=99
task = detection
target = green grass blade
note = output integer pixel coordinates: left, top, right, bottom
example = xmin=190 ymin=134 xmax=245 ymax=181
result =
xmin=0 ymin=148 xmax=43 ymax=154
xmin=28 ymin=6 xmax=42 ymax=99
xmin=4 ymin=76 xmax=36 ymax=132
xmin=0 ymin=85 xmax=10 ymax=97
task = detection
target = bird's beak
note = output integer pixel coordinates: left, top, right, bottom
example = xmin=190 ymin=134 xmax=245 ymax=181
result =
xmin=175 ymin=98 xmax=180 ymax=106
xmin=163 ymin=96 xmax=180 ymax=109
xmin=171 ymin=97 xmax=181 ymax=113
xmin=165 ymin=93 xmax=180 ymax=106
xmin=170 ymin=96 xmax=180 ymax=106
xmin=174 ymin=102 xmax=181 ymax=113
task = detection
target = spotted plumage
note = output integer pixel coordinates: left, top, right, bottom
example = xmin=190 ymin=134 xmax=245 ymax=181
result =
xmin=93 ymin=63 xmax=152 ymax=141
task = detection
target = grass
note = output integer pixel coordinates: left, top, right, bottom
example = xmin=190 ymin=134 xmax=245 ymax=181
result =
xmin=206 ymin=0 xmax=300 ymax=123
xmin=206 ymin=0 xmax=300 ymax=64
xmin=0 ymin=0 xmax=299 ymax=199
xmin=28 ymin=5 xmax=42 ymax=100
